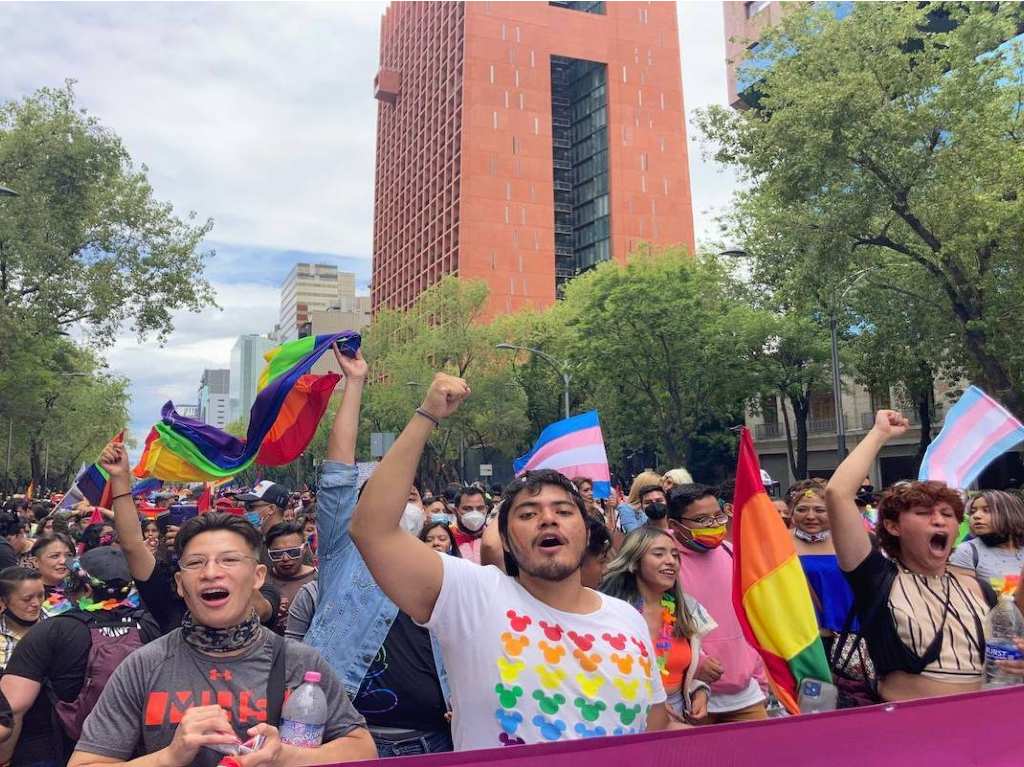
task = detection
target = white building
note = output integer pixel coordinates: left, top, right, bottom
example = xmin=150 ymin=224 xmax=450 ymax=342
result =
xmin=230 ymin=335 xmax=274 ymax=424
xmin=198 ymin=369 xmax=231 ymax=429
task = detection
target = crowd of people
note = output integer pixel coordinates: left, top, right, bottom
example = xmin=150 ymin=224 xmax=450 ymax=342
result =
xmin=0 ymin=348 xmax=1021 ymax=765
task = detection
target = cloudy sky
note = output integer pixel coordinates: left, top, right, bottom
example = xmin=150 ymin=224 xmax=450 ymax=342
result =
xmin=0 ymin=1 xmax=739 ymax=448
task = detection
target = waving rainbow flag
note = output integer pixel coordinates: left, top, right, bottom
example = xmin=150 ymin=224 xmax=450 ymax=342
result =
xmin=133 ymin=332 xmax=359 ymax=482
xmin=732 ymin=427 xmax=831 ymax=714
xmin=919 ymin=386 xmax=1024 ymax=489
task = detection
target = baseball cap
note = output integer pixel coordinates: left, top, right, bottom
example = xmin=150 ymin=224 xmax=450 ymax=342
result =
xmin=234 ymin=481 xmax=290 ymax=509
xmin=79 ymin=546 xmax=132 ymax=584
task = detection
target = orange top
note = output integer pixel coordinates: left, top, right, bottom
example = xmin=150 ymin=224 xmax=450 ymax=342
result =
xmin=657 ymin=634 xmax=693 ymax=692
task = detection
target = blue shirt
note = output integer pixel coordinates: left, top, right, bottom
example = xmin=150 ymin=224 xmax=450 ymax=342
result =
xmin=303 ymin=460 xmax=449 ymax=703
xmin=617 ymin=502 xmax=647 ymax=533
xmin=799 ymin=553 xmax=857 ymax=634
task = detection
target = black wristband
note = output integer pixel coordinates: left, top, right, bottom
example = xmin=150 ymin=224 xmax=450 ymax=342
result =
xmin=110 ymin=492 xmax=132 ymax=503
xmin=415 ymin=408 xmax=440 ymax=428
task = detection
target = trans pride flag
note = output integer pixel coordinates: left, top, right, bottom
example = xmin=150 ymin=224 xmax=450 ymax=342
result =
xmin=919 ymin=386 xmax=1024 ymax=489
xmin=133 ymin=332 xmax=360 ymax=482
xmin=732 ymin=427 xmax=831 ymax=714
xmin=513 ymin=411 xmax=611 ymax=499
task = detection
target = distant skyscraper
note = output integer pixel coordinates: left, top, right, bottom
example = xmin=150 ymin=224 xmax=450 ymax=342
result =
xmin=371 ymin=1 xmax=695 ymax=316
xmin=277 ymin=263 xmax=362 ymax=341
xmin=198 ymin=368 xmax=231 ymax=429
xmin=229 ymin=335 xmax=274 ymax=424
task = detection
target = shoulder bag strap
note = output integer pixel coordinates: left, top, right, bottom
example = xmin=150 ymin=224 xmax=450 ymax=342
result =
xmin=266 ymin=633 xmax=287 ymax=727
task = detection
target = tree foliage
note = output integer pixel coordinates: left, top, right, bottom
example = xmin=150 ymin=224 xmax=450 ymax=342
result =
xmin=698 ymin=2 xmax=1024 ymax=416
xmin=0 ymin=81 xmax=216 ymax=347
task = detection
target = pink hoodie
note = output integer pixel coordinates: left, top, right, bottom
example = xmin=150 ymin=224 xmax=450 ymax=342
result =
xmin=677 ymin=542 xmax=767 ymax=696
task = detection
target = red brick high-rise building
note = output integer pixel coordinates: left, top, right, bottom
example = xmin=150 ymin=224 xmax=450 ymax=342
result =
xmin=371 ymin=1 xmax=695 ymax=317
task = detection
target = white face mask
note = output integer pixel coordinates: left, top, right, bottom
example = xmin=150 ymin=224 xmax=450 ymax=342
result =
xmin=400 ymin=503 xmax=425 ymax=536
xmin=460 ymin=510 xmax=487 ymax=532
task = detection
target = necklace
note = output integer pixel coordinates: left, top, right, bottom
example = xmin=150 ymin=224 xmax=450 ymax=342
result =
xmin=637 ymin=594 xmax=676 ymax=679
xmin=794 ymin=528 xmax=831 ymax=544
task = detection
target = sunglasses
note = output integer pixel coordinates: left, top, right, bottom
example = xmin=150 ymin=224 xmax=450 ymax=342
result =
xmin=267 ymin=545 xmax=304 ymax=561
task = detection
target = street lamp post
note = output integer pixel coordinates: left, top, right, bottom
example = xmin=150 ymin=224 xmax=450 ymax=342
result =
xmin=0 ymin=186 xmax=17 ymax=197
xmin=718 ymin=247 xmax=880 ymax=462
xmin=496 ymin=343 xmax=571 ymax=420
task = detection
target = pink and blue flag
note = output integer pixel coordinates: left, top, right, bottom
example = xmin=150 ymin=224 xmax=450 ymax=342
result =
xmin=513 ymin=411 xmax=611 ymax=498
xmin=919 ymin=386 xmax=1024 ymax=488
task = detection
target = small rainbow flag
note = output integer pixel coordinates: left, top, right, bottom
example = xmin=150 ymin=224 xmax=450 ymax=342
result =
xmin=57 ymin=431 xmax=125 ymax=510
xmin=732 ymin=427 xmax=831 ymax=714
xmin=919 ymin=386 xmax=1024 ymax=489
xmin=513 ymin=410 xmax=611 ymax=499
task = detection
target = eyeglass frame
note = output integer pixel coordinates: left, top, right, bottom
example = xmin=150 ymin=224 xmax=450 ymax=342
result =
xmin=178 ymin=552 xmax=260 ymax=572
xmin=677 ymin=512 xmax=730 ymax=528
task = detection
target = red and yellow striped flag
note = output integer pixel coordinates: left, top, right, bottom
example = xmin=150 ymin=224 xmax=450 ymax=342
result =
xmin=731 ymin=427 xmax=831 ymax=713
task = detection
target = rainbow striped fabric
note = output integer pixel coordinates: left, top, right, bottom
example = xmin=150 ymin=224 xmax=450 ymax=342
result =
xmin=919 ymin=386 xmax=1024 ymax=489
xmin=731 ymin=427 xmax=831 ymax=714
xmin=57 ymin=431 xmax=124 ymax=510
xmin=513 ymin=410 xmax=611 ymax=498
xmin=133 ymin=332 xmax=359 ymax=482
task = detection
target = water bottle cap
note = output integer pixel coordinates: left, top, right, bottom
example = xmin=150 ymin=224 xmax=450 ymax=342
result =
xmin=303 ymin=671 xmax=321 ymax=683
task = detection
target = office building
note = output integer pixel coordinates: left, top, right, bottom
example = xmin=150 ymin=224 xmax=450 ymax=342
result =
xmin=230 ymin=335 xmax=274 ymax=424
xmin=277 ymin=263 xmax=362 ymax=341
xmin=371 ymin=0 xmax=695 ymax=316
xmin=177 ymin=404 xmax=200 ymax=419
xmin=198 ymin=369 xmax=231 ymax=429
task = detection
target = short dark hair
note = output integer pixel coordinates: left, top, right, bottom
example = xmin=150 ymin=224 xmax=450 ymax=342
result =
xmin=418 ymin=521 xmax=463 ymax=558
xmin=0 ymin=510 xmax=22 ymax=538
xmin=265 ymin=522 xmax=305 ymax=549
xmin=455 ymin=487 xmax=487 ymax=508
xmin=498 ymin=470 xmax=587 ymax=577
xmin=0 ymin=566 xmax=41 ymax=601
xmin=667 ymin=483 xmax=718 ymax=521
xmin=717 ymin=479 xmax=736 ymax=504
xmin=176 ymin=512 xmax=263 ymax=557
xmin=636 ymin=484 xmax=664 ymax=504
xmin=30 ymin=533 xmax=74 ymax=559
xmin=584 ymin=515 xmax=611 ymax=558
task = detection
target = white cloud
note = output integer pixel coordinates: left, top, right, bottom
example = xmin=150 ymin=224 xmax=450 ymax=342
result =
xmin=678 ymin=1 xmax=743 ymax=248
xmin=0 ymin=1 xmax=387 ymax=256
xmin=2 ymin=1 xmax=741 ymax=454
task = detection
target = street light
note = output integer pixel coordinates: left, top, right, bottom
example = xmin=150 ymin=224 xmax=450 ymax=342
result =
xmin=718 ymin=248 xmax=881 ymax=462
xmin=0 ymin=186 xmax=17 ymax=197
xmin=496 ymin=343 xmax=571 ymax=420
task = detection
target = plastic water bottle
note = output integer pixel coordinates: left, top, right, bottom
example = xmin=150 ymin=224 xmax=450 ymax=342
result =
xmin=279 ymin=671 xmax=327 ymax=747
xmin=984 ymin=579 xmax=1024 ymax=688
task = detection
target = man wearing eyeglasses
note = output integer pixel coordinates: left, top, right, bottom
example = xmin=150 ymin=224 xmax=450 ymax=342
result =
xmin=263 ymin=522 xmax=316 ymax=635
xmin=667 ymin=483 xmax=769 ymax=724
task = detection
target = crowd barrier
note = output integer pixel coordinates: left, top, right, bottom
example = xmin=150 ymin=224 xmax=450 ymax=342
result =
xmin=328 ymin=684 xmax=1024 ymax=766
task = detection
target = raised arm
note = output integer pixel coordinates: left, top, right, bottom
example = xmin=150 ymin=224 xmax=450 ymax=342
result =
xmin=350 ymin=373 xmax=470 ymax=624
xmin=326 ymin=347 xmax=367 ymax=464
xmin=101 ymin=442 xmax=155 ymax=581
xmin=825 ymin=410 xmax=908 ymax=571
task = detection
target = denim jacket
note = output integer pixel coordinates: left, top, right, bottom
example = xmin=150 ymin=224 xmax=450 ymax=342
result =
xmin=303 ymin=460 xmax=450 ymax=704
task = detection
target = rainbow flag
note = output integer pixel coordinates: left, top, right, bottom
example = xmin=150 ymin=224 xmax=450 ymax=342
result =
xmin=57 ymin=431 xmax=125 ymax=510
xmin=732 ymin=427 xmax=831 ymax=714
xmin=134 ymin=332 xmax=359 ymax=482
xmin=513 ymin=410 xmax=611 ymax=499
xmin=919 ymin=386 xmax=1024 ymax=489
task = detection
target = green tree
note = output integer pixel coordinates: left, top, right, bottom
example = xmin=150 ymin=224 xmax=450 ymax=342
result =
xmin=0 ymin=81 xmax=215 ymax=348
xmin=698 ymin=2 xmax=1024 ymax=415
xmin=557 ymin=248 xmax=759 ymax=474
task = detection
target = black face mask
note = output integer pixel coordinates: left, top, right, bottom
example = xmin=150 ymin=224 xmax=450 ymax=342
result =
xmin=643 ymin=502 xmax=668 ymax=521
xmin=979 ymin=532 xmax=1010 ymax=547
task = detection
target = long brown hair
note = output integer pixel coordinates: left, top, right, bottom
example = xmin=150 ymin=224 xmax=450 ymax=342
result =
xmin=968 ymin=490 xmax=1024 ymax=547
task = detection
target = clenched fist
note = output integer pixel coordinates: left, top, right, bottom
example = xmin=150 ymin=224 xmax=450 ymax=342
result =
xmin=420 ymin=373 xmax=471 ymax=421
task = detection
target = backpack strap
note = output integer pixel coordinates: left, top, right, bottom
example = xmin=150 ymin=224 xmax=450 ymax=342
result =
xmin=971 ymin=539 xmax=980 ymax=570
xmin=265 ymin=633 xmax=287 ymax=727
xmin=831 ymin=561 xmax=896 ymax=673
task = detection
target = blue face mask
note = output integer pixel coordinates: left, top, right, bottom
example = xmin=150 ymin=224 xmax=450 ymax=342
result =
xmin=430 ymin=513 xmax=450 ymax=524
xmin=244 ymin=512 xmax=262 ymax=528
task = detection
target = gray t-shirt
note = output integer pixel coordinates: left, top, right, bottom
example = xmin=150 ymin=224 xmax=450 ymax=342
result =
xmin=949 ymin=538 xmax=1024 ymax=581
xmin=76 ymin=626 xmax=364 ymax=766
xmin=285 ymin=580 xmax=319 ymax=642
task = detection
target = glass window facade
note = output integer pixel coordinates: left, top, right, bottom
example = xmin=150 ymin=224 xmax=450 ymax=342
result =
xmin=549 ymin=1 xmax=605 ymax=14
xmin=550 ymin=56 xmax=610 ymax=294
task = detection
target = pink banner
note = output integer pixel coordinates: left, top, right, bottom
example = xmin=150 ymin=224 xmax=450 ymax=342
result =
xmin=328 ymin=686 xmax=1023 ymax=766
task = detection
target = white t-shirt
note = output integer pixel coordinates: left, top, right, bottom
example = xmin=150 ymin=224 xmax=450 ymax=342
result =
xmin=424 ymin=554 xmax=666 ymax=751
